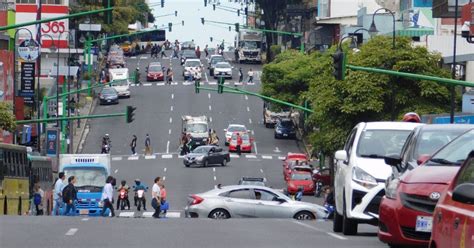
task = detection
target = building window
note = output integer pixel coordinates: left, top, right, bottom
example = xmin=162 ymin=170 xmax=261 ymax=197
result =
xmin=16 ymin=0 xmax=36 ymax=4
xmin=41 ymin=0 xmax=63 ymax=4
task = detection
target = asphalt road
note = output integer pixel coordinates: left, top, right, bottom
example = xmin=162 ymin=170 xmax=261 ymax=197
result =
xmin=0 ymin=216 xmax=383 ymax=248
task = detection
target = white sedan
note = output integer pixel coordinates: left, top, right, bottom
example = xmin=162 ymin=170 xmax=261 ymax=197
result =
xmin=213 ymin=62 xmax=233 ymax=79
xmin=224 ymin=124 xmax=248 ymax=146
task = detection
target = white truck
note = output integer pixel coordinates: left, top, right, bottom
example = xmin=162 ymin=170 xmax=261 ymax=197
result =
xmin=182 ymin=115 xmax=209 ymax=149
xmin=235 ymin=29 xmax=263 ymax=64
xmin=59 ymin=154 xmax=111 ymax=216
xmin=108 ymin=68 xmax=131 ymax=98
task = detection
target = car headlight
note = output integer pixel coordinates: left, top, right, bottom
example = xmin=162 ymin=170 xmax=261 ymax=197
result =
xmin=352 ymin=167 xmax=378 ymax=189
xmin=196 ymin=155 xmax=204 ymax=161
xmin=385 ymin=177 xmax=400 ymax=200
xmin=276 ymin=129 xmax=282 ymax=134
xmin=203 ymin=138 xmax=207 ymax=142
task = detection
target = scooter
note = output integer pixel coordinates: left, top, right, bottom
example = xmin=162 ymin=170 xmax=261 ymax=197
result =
xmin=136 ymin=189 xmax=146 ymax=211
xmin=118 ymin=188 xmax=129 ymax=210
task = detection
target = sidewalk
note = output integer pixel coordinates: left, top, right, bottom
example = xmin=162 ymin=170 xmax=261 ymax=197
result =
xmin=71 ymin=95 xmax=97 ymax=153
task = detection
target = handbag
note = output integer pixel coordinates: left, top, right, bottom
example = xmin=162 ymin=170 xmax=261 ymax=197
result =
xmin=160 ymin=201 xmax=169 ymax=211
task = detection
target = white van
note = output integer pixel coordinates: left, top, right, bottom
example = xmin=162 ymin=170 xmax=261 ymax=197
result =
xmin=108 ymin=68 xmax=131 ymax=98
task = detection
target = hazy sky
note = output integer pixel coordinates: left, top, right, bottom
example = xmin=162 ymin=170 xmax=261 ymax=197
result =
xmin=150 ymin=0 xmax=248 ymax=48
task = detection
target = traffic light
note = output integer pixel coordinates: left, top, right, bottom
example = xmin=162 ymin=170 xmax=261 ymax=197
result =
xmin=126 ymin=106 xmax=136 ymax=123
xmin=102 ymin=0 xmax=114 ymax=24
xmin=175 ymin=11 xmax=178 ymax=17
xmin=237 ymin=9 xmax=240 ymax=16
xmin=204 ymin=0 xmax=207 ymax=7
xmin=168 ymin=22 xmax=172 ymax=32
xmin=229 ymin=26 xmax=231 ymax=31
xmin=182 ymin=20 xmax=184 ymax=26
xmin=210 ymin=37 xmax=213 ymax=42
xmin=160 ymin=0 xmax=164 ymax=7
xmin=332 ymin=50 xmax=345 ymax=80
xmin=218 ymin=76 xmax=224 ymax=94
xmin=244 ymin=7 xmax=248 ymax=15
xmin=235 ymin=23 xmax=240 ymax=32
xmin=213 ymin=4 xmax=216 ymax=10
xmin=201 ymin=18 xmax=205 ymax=25
xmin=195 ymin=80 xmax=200 ymax=94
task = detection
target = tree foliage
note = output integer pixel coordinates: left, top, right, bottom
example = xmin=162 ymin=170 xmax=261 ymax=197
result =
xmin=0 ymin=102 xmax=17 ymax=133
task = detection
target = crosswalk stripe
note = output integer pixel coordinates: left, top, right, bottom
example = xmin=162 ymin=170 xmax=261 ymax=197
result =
xmin=165 ymin=212 xmax=181 ymax=218
xmin=162 ymin=154 xmax=173 ymax=159
xmin=143 ymin=83 xmax=152 ymax=86
xmin=208 ymin=82 xmax=217 ymax=85
xmin=128 ymin=156 xmax=139 ymax=160
xmin=245 ymin=155 xmax=257 ymax=159
xmin=156 ymin=82 xmax=165 ymax=86
xmin=278 ymin=156 xmax=286 ymax=160
xmin=145 ymin=155 xmax=156 ymax=160
xmin=230 ymin=154 xmax=240 ymax=158
xmin=119 ymin=212 xmax=135 ymax=217
xmin=262 ymin=155 xmax=273 ymax=160
xmin=142 ymin=212 xmax=154 ymax=218
xmin=112 ymin=157 xmax=123 ymax=161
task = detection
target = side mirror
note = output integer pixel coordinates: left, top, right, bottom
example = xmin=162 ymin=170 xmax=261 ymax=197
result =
xmin=335 ymin=150 xmax=348 ymax=162
xmin=384 ymin=155 xmax=402 ymax=167
xmin=452 ymin=183 xmax=474 ymax=205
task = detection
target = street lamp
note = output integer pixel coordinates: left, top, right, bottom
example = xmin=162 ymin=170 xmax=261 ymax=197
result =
xmin=12 ymin=28 xmax=35 ymax=144
xmin=369 ymin=7 xmax=396 ymax=49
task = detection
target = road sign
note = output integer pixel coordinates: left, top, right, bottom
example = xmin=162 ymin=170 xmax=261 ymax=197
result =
xmin=46 ymin=128 xmax=59 ymax=157
xmin=17 ymin=39 xmax=40 ymax=61
xmin=19 ymin=62 xmax=35 ymax=97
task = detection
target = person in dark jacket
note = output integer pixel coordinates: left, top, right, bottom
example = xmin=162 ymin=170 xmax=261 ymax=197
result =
xmin=62 ymin=176 xmax=77 ymax=216
xmin=130 ymin=135 xmax=137 ymax=155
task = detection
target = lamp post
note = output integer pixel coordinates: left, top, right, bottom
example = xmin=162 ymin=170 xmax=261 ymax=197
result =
xmin=368 ymin=8 xmax=396 ymax=49
xmin=12 ymin=28 xmax=35 ymax=144
xmin=36 ymin=34 xmax=57 ymax=152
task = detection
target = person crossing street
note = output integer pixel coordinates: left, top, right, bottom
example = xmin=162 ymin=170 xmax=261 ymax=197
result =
xmin=247 ymin=68 xmax=254 ymax=84
xmin=236 ymin=132 xmax=243 ymax=155
xmin=145 ymin=134 xmax=152 ymax=155
xmin=130 ymin=135 xmax=137 ymax=155
xmin=151 ymin=177 xmax=162 ymax=218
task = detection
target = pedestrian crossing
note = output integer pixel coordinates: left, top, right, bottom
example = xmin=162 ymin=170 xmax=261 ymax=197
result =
xmin=129 ymin=81 xmax=257 ymax=87
xmin=111 ymin=153 xmax=284 ymax=161
xmin=117 ymin=210 xmax=182 ymax=218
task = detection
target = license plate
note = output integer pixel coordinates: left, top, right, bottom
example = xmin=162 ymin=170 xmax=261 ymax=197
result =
xmin=283 ymin=134 xmax=288 ymax=136
xmin=79 ymin=209 xmax=89 ymax=215
xmin=154 ymin=77 xmax=157 ymax=79
xmin=415 ymin=216 xmax=433 ymax=233
xmin=195 ymin=142 xmax=201 ymax=145
xmin=107 ymin=100 xmax=111 ymax=102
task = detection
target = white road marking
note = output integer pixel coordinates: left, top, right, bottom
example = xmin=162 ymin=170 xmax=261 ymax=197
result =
xmin=251 ymin=130 xmax=255 ymax=135
xmin=178 ymin=155 xmax=184 ymax=158
xmin=119 ymin=212 xmax=135 ymax=218
xmin=140 ymin=57 xmax=148 ymax=59
xmin=208 ymin=93 xmax=211 ymax=99
xmin=81 ymin=218 xmax=89 ymax=221
xmin=249 ymin=118 xmax=252 ymax=124
xmin=171 ymin=93 xmax=174 ymax=99
xmin=210 ymin=117 xmax=213 ymax=122
xmin=278 ymin=156 xmax=286 ymax=160
xmin=245 ymin=154 xmax=257 ymax=159
xmin=165 ymin=212 xmax=181 ymax=218
xmin=274 ymin=147 xmax=281 ymax=153
xmin=230 ymin=154 xmax=240 ymax=158
xmin=247 ymin=106 xmax=250 ymax=112
xmin=326 ymin=232 xmax=347 ymax=240
xmin=214 ymin=176 xmax=217 ymax=181
xmin=171 ymin=82 xmax=178 ymax=85
xmin=112 ymin=157 xmax=122 ymax=161
xmin=128 ymin=156 xmax=139 ymax=160
xmin=169 ymin=117 xmax=172 ymax=123
xmin=260 ymin=169 xmax=263 ymax=173
xmin=209 ymin=105 xmax=212 ymax=111
xmin=208 ymin=81 xmax=217 ymax=85
xmin=114 ymin=169 xmax=119 ymax=174
xmin=142 ymin=212 xmax=154 ymax=218
xmin=156 ymin=82 xmax=165 ymax=86
xmin=163 ymin=176 xmax=166 ymax=181
xmin=245 ymin=95 xmax=248 ymax=100
xmin=164 ymin=167 xmax=167 ymax=172
xmin=143 ymin=83 xmax=152 ymax=86
xmin=65 ymin=228 xmax=78 ymax=236
xmin=168 ymin=129 xmax=172 ymax=135
xmin=145 ymin=155 xmax=156 ymax=160
xmin=166 ymin=141 xmax=170 ymax=154
xmin=291 ymin=221 xmax=348 ymax=240
xmin=224 ymin=82 xmax=230 ymax=85
xmin=262 ymin=155 xmax=272 ymax=160
xmin=162 ymin=154 xmax=173 ymax=159
xmin=213 ymin=168 xmax=215 ymax=172
xmin=254 ymin=142 xmax=258 ymax=154
xmin=170 ymin=106 xmax=173 ymax=111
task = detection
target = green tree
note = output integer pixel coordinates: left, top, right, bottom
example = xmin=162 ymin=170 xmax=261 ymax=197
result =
xmin=0 ymin=102 xmax=17 ymax=132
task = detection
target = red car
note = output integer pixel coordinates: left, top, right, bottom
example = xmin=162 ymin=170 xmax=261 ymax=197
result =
xmin=287 ymin=171 xmax=315 ymax=194
xmin=228 ymin=132 xmax=252 ymax=153
xmin=430 ymin=151 xmax=474 ymax=248
xmin=282 ymin=153 xmax=308 ymax=180
xmin=146 ymin=63 xmax=164 ymax=81
xmin=313 ymin=167 xmax=331 ymax=186
xmin=378 ymin=129 xmax=474 ymax=247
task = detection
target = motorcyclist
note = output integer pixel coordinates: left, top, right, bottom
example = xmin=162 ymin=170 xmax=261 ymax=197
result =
xmin=134 ymin=67 xmax=140 ymax=85
xmin=101 ymin=134 xmax=111 ymax=154
xmin=116 ymin=180 xmax=130 ymax=210
xmin=133 ymin=179 xmax=147 ymax=211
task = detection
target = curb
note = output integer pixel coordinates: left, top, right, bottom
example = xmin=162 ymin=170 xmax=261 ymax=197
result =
xmin=75 ymin=96 xmax=97 ymax=153
xmin=297 ymin=127 xmax=312 ymax=157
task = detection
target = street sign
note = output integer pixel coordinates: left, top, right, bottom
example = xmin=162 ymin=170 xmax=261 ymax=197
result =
xmin=19 ymin=62 xmax=35 ymax=97
xmin=21 ymin=125 xmax=31 ymax=144
xmin=17 ymin=39 xmax=40 ymax=61
xmin=46 ymin=128 xmax=59 ymax=157
xmin=79 ymin=23 xmax=102 ymax=32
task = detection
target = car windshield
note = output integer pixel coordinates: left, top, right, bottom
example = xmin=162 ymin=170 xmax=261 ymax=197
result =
xmin=279 ymin=121 xmax=294 ymax=128
xmin=111 ymin=79 xmax=128 ymax=86
xmin=185 ymin=61 xmax=201 ymax=67
xmin=102 ymin=88 xmax=117 ymax=94
xmin=192 ymin=146 xmax=209 ymax=154
xmin=211 ymin=57 xmax=225 ymax=65
xmin=428 ymin=130 xmax=474 ymax=166
xmin=148 ymin=66 xmax=161 ymax=72
xmin=63 ymin=168 xmax=107 ymax=188
xmin=228 ymin=126 xmax=246 ymax=132
xmin=187 ymin=123 xmax=207 ymax=133
xmin=291 ymin=173 xmax=312 ymax=180
xmin=414 ymin=130 xmax=467 ymax=158
xmin=357 ymin=130 xmax=411 ymax=158
xmin=232 ymin=133 xmax=249 ymax=141
xmin=182 ymin=50 xmax=195 ymax=57
xmin=240 ymin=180 xmax=265 ymax=186
xmin=241 ymin=41 xmax=261 ymax=49
xmin=216 ymin=63 xmax=231 ymax=68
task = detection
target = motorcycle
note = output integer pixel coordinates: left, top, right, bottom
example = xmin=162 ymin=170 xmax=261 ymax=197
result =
xmin=314 ymin=180 xmax=323 ymax=197
xmin=101 ymin=144 xmax=110 ymax=154
xmin=135 ymin=189 xmax=146 ymax=211
xmin=118 ymin=188 xmax=129 ymax=210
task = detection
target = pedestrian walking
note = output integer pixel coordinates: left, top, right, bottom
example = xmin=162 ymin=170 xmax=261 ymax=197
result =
xmin=180 ymin=131 xmax=188 ymax=155
xmin=145 ymin=134 xmax=152 ymax=155
xmin=101 ymin=176 xmax=115 ymax=217
xmin=160 ymin=184 xmax=168 ymax=216
xmin=100 ymin=69 xmax=107 ymax=83
xmin=194 ymin=67 xmax=201 ymax=85
xmin=151 ymin=177 xmax=162 ymax=218
xmin=238 ymin=68 xmax=243 ymax=83
xmin=160 ymin=44 xmax=167 ymax=58
xmin=52 ymin=172 xmax=65 ymax=216
xmin=69 ymin=97 xmax=76 ymax=115
xmin=195 ymin=46 xmax=201 ymax=59
xmin=33 ymin=184 xmax=44 ymax=216
xmin=247 ymin=68 xmax=254 ymax=84
xmin=204 ymin=45 xmax=209 ymax=57
xmin=62 ymin=176 xmax=77 ymax=216
xmin=166 ymin=68 xmax=173 ymax=85
xmin=130 ymin=135 xmax=137 ymax=155
xmin=236 ymin=132 xmax=243 ymax=155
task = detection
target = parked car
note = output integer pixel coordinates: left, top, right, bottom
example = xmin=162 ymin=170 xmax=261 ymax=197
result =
xmin=283 ymin=162 xmax=312 ymax=182
xmin=146 ymin=62 xmax=164 ymax=81
xmin=378 ymin=124 xmax=474 ymax=247
xmin=287 ymin=171 xmax=315 ymax=194
xmin=224 ymin=124 xmax=247 ymax=146
xmin=333 ymin=122 xmax=422 ymax=235
xmin=185 ymin=185 xmax=328 ymax=219
xmin=208 ymin=55 xmax=225 ymax=76
xmin=238 ymin=177 xmax=266 ymax=186
xmin=228 ymin=132 xmax=253 ymax=153
xmin=213 ymin=62 xmax=233 ymax=79
xmin=274 ymin=118 xmax=297 ymax=139
xmin=98 ymin=87 xmax=119 ymax=105
xmin=378 ymin=128 xmax=474 ymax=247
xmin=282 ymin=153 xmax=309 ymax=180
xmin=183 ymin=145 xmax=230 ymax=167
xmin=430 ymin=150 xmax=474 ymax=248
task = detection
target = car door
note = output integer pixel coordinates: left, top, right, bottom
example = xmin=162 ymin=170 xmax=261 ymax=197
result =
xmin=335 ymin=126 xmax=358 ymax=212
xmin=252 ymin=189 xmax=293 ymax=218
xmin=223 ymin=189 xmax=256 ymax=218
xmin=207 ymin=148 xmax=220 ymax=164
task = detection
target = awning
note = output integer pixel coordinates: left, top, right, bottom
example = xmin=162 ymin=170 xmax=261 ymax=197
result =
xmin=396 ymin=28 xmax=434 ymax=37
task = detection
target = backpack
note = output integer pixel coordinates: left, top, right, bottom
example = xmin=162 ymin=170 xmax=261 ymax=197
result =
xmin=62 ymin=185 xmax=72 ymax=203
xmin=33 ymin=193 xmax=42 ymax=205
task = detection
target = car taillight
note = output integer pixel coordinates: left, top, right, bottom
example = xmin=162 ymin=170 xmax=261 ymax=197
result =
xmin=190 ymin=195 xmax=204 ymax=205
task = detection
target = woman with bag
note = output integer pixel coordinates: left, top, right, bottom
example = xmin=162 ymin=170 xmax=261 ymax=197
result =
xmin=101 ymin=176 xmax=115 ymax=217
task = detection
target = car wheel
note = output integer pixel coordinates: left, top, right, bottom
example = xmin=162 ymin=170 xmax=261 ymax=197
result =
xmin=203 ymin=159 xmax=208 ymax=167
xmin=221 ymin=159 xmax=227 ymax=166
xmin=294 ymin=211 xmax=315 ymax=220
xmin=183 ymin=161 xmax=190 ymax=167
xmin=342 ymin=197 xmax=358 ymax=235
xmin=264 ymin=123 xmax=270 ymax=128
xmin=333 ymin=207 xmax=343 ymax=233
xmin=208 ymin=209 xmax=230 ymax=219
xmin=274 ymin=133 xmax=279 ymax=139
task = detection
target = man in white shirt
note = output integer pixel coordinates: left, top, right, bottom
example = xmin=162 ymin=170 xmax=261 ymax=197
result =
xmin=151 ymin=177 xmax=162 ymax=218
xmin=247 ymin=68 xmax=254 ymax=84
xmin=101 ymin=176 xmax=115 ymax=217
xmin=52 ymin=172 xmax=65 ymax=216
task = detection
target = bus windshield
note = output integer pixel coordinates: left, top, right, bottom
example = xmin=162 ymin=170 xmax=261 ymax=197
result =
xmin=64 ymin=168 xmax=107 ymax=188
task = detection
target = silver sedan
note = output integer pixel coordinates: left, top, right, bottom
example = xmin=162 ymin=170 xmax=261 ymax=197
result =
xmin=184 ymin=185 xmax=328 ymax=220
